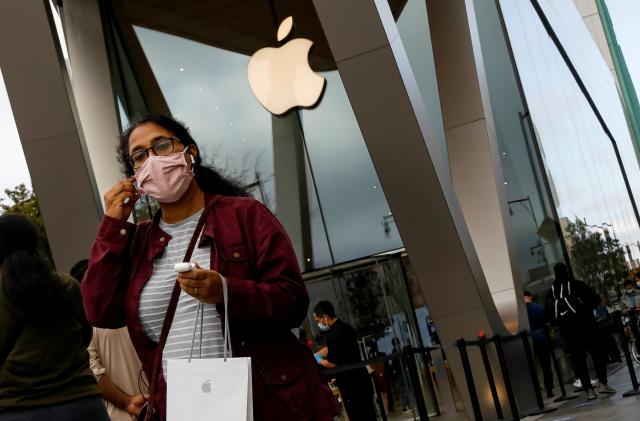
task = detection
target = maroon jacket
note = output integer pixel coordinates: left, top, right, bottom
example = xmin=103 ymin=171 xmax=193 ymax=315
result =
xmin=81 ymin=194 xmax=336 ymax=420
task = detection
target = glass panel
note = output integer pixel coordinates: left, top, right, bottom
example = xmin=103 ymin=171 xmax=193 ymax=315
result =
xmin=471 ymin=0 xmax=566 ymax=293
xmin=300 ymin=71 xmax=404 ymax=263
xmin=134 ymin=26 xmax=277 ymax=210
xmin=116 ymin=0 xmax=408 ymax=267
xmin=394 ymin=0 xmax=448 ymax=161
xmin=499 ymin=0 xmax=640 ymax=280
xmin=305 ymin=257 xmax=436 ymax=419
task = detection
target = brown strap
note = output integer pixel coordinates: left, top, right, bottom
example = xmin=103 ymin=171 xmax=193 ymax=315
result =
xmin=145 ymin=206 xmax=211 ymax=417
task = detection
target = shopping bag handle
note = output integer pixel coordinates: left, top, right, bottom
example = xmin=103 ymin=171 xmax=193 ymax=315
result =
xmin=188 ymin=275 xmax=231 ymax=362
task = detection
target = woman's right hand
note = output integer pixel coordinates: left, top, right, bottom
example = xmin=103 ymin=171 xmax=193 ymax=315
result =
xmin=104 ymin=179 xmax=139 ymax=221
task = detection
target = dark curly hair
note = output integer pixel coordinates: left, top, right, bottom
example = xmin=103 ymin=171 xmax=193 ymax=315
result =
xmin=118 ymin=114 xmax=248 ymax=197
xmin=0 ymin=213 xmax=67 ymax=320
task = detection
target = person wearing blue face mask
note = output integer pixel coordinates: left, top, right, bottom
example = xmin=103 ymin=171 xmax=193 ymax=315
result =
xmin=313 ymin=301 xmax=376 ymax=421
xmin=621 ymin=279 xmax=640 ymax=354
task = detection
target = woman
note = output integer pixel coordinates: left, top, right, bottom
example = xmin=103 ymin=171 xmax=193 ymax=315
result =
xmin=0 ymin=214 xmax=107 ymax=420
xmin=81 ymin=115 xmax=336 ymax=420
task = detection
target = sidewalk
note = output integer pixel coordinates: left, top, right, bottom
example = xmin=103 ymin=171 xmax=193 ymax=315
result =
xmin=528 ymin=362 xmax=640 ymax=421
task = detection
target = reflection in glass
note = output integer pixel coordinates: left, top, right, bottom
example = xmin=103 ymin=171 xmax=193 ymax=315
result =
xmin=124 ymin=10 xmax=406 ymax=268
xmin=301 ymin=72 xmax=403 ymax=263
xmin=471 ymin=0 xmax=566 ymax=292
xmin=135 ymin=26 xmax=276 ymax=210
xmin=500 ymin=0 xmax=640 ymax=269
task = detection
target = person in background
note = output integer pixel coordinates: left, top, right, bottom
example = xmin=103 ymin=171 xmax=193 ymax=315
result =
xmin=0 ymin=214 xmax=108 ymax=420
xmin=524 ymin=290 xmax=554 ymax=399
xmin=620 ymin=279 xmax=640 ymax=354
xmin=314 ymin=301 xmax=377 ymax=421
xmin=389 ymin=337 xmax=411 ymax=411
xmin=595 ymin=295 xmax=621 ymax=364
xmin=548 ymin=263 xmax=615 ymax=400
xmin=71 ymin=259 xmax=148 ymax=421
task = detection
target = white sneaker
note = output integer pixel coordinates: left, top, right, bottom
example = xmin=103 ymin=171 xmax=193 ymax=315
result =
xmin=574 ymin=378 xmax=598 ymax=391
xmin=597 ymin=383 xmax=616 ymax=395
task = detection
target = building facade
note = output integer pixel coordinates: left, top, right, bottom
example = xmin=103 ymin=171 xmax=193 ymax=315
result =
xmin=2 ymin=0 xmax=640 ymax=419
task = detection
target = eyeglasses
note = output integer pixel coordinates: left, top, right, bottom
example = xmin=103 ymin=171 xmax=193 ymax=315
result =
xmin=127 ymin=136 xmax=183 ymax=170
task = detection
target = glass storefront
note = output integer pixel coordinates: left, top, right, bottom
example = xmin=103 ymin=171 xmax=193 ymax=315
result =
xmin=303 ymin=255 xmax=442 ymax=419
xmin=109 ymin=0 xmax=403 ymax=270
xmin=472 ymin=0 xmax=567 ymax=295
xmin=92 ymin=0 xmax=640 ymax=416
xmin=499 ymin=0 xmax=640 ymax=284
xmin=103 ymin=2 xmax=448 ymax=418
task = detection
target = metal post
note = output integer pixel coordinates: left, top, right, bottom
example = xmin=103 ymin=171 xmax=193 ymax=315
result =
xmin=456 ymin=339 xmax=483 ymax=421
xmin=478 ymin=337 xmax=504 ymax=419
xmin=519 ymin=332 xmax=557 ymax=415
xmin=520 ymin=332 xmax=544 ymax=409
xmin=613 ymin=311 xmax=640 ymax=397
xmin=425 ymin=347 xmax=442 ymax=416
xmin=398 ymin=260 xmax=441 ymax=416
xmin=404 ymin=346 xmax=430 ymax=421
xmin=493 ymin=335 xmax=520 ymax=420
xmin=529 ymin=0 xmax=640 ymax=228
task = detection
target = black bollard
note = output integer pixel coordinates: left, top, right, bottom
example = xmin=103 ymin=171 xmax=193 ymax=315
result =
xmin=424 ymin=347 xmax=441 ymax=416
xmin=404 ymin=346 xmax=430 ymax=421
xmin=493 ymin=335 xmax=520 ymax=421
xmin=456 ymin=339 xmax=483 ymax=421
xmin=613 ymin=311 xmax=640 ymax=397
xmin=545 ymin=327 xmax=578 ymax=402
xmin=478 ymin=336 xmax=504 ymax=419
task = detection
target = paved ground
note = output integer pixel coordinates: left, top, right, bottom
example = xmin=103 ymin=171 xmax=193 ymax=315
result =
xmin=525 ymin=362 xmax=640 ymax=421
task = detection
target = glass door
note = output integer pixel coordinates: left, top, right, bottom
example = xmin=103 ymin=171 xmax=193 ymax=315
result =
xmin=304 ymin=255 xmax=439 ymax=420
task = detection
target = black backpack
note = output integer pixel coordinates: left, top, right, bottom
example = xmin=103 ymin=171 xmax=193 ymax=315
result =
xmin=551 ymin=280 xmax=585 ymax=321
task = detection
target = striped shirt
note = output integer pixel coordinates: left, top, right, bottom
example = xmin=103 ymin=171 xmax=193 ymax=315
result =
xmin=138 ymin=210 xmax=224 ymax=377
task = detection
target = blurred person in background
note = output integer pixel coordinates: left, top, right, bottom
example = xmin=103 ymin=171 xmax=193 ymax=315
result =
xmin=0 ymin=214 xmax=107 ymax=420
xmin=621 ymin=279 xmax=640 ymax=354
xmin=524 ymin=290 xmax=554 ymax=398
xmin=71 ymin=259 xmax=149 ymax=421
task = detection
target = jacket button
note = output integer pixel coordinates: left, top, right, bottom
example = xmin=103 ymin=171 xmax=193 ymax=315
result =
xmin=233 ymin=252 xmax=241 ymax=258
xmin=160 ymin=237 xmax=165 ymax=243
xmin=119 ymin=229 xmax=127 ymax=236
xmin=281 ymin=374 xmax=287 ymax=382
xmin=240 ymin=340 xmax=247 ymax=347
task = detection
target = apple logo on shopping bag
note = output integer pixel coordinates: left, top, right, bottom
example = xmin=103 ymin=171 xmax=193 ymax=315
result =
xmin=201 ymin=379 xmax=212 ymax=394
xmin=248 ymin=16 xmax=326 ymax=115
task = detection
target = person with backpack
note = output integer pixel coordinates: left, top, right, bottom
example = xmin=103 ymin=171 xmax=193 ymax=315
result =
xmin=548 ymin=263 xmax=615 ymax=400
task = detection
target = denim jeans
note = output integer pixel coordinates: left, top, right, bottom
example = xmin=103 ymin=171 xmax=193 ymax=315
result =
xmin=0 ymin=396 xmax=109 ymax=421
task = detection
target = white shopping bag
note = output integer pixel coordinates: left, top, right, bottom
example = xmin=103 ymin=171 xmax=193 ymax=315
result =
xmin=167 ymin=277 xmax=253 ymax=421
xmin=167 ymin=357 xmax=253 ymax=420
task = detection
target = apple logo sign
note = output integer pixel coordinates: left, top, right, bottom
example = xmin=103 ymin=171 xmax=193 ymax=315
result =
xmin=201 ymin=379 xmax=212 ymax=394
xmin=248 ymin=16 xmax=326 ymax=116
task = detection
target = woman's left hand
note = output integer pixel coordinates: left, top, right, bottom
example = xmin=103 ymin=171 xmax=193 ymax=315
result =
xmin=177 ymin=262 xmax=223 ymax=304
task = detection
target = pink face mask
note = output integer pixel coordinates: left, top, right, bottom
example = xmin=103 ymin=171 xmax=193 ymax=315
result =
xmin=134 ymin=149 xmax=195 ymax=203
